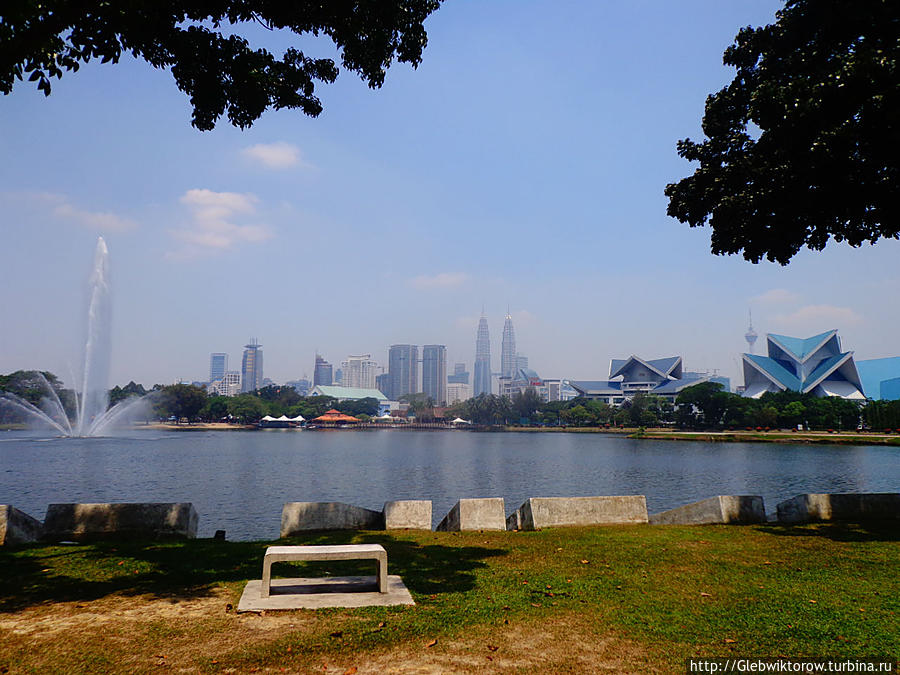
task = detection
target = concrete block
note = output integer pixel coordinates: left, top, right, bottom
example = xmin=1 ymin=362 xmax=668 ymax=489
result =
xmin=43 ymin=503 xmax=198 ymax=541
xmin=238 ymin=576 xmax=415 ymax=612
xmin=0 ymin=505 xmax=44 ymax=546
xmin=777 ymin=493 xmax=900 ymax=524
xmin=383 ymin=500 xmax=432 ymax=530
xmin=649 ymin=496 xmax=766 ymax=525
xmin=436 ymin=498 xmax=506 ymax=531
xmin=506 ymin=509 xmax=523 ymax=531
xmin=280 ymin=502 xmax=383 ymax=537
xmin=509 ymin=496 xmax=648 ymax=531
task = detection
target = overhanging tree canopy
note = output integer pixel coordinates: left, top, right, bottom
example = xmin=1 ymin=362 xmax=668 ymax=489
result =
xmin=1 ymin=0 xmax=442 ymax=130
xmin=665 ymin=0 xmax=900 ymax=264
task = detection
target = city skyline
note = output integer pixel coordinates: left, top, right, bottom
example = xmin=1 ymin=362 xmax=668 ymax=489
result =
xmin=2 ymin=1 xmax=899 ymax=390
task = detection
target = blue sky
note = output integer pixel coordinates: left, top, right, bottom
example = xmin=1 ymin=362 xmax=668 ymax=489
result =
xmin=2 ymin=0 xmax=898 ymax=389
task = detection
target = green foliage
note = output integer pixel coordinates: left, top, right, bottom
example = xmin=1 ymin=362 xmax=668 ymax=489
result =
xmin=863 ymin=399 xmax=900 ymax=430
xmin=0 ymin=370 xmax=76 ymax=422
xmin=226 ymin=394 xmax=267 ymax=424
xmin=200 ymin=395 xmax=229 ymax=421
xmin=2 ymin=1 xmax=442 ymax=130
xmin=460 ymin=393 xmax=513 ymax=425
xmin=335 ymin=397 xmax=381 ymax=417
xmin=511 ymin=387 xmax=542 ymax=422
xmin=108 ymin=381 xmax=147 ymax=408
xmin=154 ymin=383 xmax=207 ymax=421
xmin=666 ymin=0 xmax=900 ymax=264
xmin=675 ymin=383 xmax=866 ymax=431
xmin=250 ymin=385 xmax=301 ymax=416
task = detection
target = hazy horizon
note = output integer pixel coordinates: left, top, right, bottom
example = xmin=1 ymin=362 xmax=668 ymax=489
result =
xmin=3 ymin=1 xmax=899 ymax=391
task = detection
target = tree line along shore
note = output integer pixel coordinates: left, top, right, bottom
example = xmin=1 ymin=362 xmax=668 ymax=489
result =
xmin=3 ymin=370 xmax=900 ymax=437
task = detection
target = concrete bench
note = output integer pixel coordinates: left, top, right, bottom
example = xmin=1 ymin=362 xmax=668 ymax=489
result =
xmin=261 ymin=544 xmax=388 ymax=598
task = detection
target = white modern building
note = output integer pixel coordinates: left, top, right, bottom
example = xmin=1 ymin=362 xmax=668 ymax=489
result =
xmin=207 ymin=370 xmax=241 ymax=397
xmin=340 ymin=354 xmax=378 ymax=390
xmin=742 ymin=330 xmax=865 ymax=399
xmin=446 ymin=382 xmax=473 ymax=405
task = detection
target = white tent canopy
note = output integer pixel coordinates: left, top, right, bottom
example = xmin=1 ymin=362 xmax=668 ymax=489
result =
xmin=261 ymin=415 xmax=277 ymax=422
xmin=276 ymin=415 xmax=290 ymax=421
xmin=289 ymin=414 xmax=305 ymax=422
xmin=451 ymin=417 xmax=471 ymax=424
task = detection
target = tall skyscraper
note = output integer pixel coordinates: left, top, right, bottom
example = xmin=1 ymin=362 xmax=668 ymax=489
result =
xmin=209 ymin=353 xmax=228 ymax=383
xmin=745 ymin=310 xmax=758 ymax=354
xmin=313 ymin=354 xmax=333 ymax=386
xmin=341 ymin=354 xmax=377 ymax=389
xmin=516 ymin=354 xmax=528 ymax=372
xmin=501 ymin=312 xmax=517 ymax=378
xmin=474 ymin=312 xmax=491 ymax=396
xmin=422 ymin=345 xmax=447 ymax=405
xmin=241 ymin=339 xmax=263 ymax=393
xmin=388 ymin=344 xmax=418 ymax=401
xmin=375 ymin=372 xmax=391 ymax=398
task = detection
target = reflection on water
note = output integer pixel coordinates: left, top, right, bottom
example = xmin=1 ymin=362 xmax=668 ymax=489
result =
xmin=1 ymin=430 xmax=897 ymax=540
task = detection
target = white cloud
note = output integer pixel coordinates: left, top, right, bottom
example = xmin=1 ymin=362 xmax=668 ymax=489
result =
xmin=751 ymin=288 xmax=802 ymax=305
xmin=167 ymin=189 xmax=272 ymax=260
xmin=241 ymin=142 xmax=308 ymax=169
xmin=409 ymin=272 xmax=469 ymax=289
xmin=772 ymin=304 xmax=863 ymax=329
xmin=0 ymin=191 xmax=138 ymax=232
xmin=53 ymin=203 xmax=138 ymax=232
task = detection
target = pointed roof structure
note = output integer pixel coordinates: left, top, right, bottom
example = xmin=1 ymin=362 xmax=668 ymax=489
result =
xmin=741 ymin=330 xmax=864 ymax=399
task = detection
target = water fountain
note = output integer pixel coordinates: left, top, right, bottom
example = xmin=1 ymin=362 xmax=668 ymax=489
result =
xmin=0 ymin=237 xmax=147 ymax=436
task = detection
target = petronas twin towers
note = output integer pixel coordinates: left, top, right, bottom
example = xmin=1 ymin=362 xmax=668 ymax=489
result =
xmin=473 ymin=309 xmax=517 ymax=397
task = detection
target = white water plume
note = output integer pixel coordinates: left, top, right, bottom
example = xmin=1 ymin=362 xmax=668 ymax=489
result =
xmin=0 ymin=237 xmax=145 ymax=436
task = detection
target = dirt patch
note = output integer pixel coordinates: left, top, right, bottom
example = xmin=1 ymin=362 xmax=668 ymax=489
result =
xmin=315 ymin=614 xmax=660 ymax=674
xmin=0 ymin=594 xmax=659 ymax=674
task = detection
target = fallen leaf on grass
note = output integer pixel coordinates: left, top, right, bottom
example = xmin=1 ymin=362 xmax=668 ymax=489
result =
xmin=344 ymin=667 xmax=358 ymax=675
xmin=530 ymin=603 xmax=541 ymax=608
xmin=580 ymin=560 xmax=590 ymax=564
xmin=700 ymin=592 xmax=712 ymax=598
xmin=809 ymin=600 xmax=817 ymax=604
xmin=286 ymin=647 xmax=292 ymax=653
xmin=426 ymin=639 xmax=438 ymax=648
xmin=487 ymin=655 xmax=493 ymax=661
xmin=330 ymin=631 xmax=344 ymax=638
xmin=723 ymin=638 xmax=736 ymax=644
xmin=487 ymin=645 xmax=499 ymax=652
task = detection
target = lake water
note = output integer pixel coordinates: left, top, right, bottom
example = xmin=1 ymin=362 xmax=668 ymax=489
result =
xmin=1 ymin=429 xmax=898 ymax=540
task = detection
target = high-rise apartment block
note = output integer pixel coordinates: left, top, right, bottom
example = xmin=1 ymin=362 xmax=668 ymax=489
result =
xmin=448 ymin=362 xmax=469 ymax=385
xmin=388 ymin=344 xmax=418 ymax=401
xmin=313 ymin=354 xmax=333 ymax=386
xmin=341 ymin=354 xmax=377 ymax=389
xmin=474 ymin=312 xmax=491 ymax=396
xmin=208 ymin=371 xmax=241 ymax=397
xmin=422 ymin=345 xmax=447 ymax=405
xmin=447 ymin=381 xmax=473 ymax=405
xmin=209 ymin=353 xmax=228 ymax=383
xmin=501 ymin=312 xmax=517 ymax=378
xmin=375 ymin=372 xmax=392 ymax=398
xmin=241 ymin=339 xmax=263 ymax=393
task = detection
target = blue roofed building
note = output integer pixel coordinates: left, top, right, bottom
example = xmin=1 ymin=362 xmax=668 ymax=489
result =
xmin=855 ymin=357 xmax=900 ymax=400
xmin=570 ymin=356 xmax=725 ymax=405
xmin=741 ymin=330 xmax=865 ymax=400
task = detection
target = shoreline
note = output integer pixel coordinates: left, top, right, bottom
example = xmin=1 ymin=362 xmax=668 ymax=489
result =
xmin=127 ymin=423 xmax=900 ymax=445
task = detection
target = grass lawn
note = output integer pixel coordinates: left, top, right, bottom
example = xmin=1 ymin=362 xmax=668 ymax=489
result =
xmin=1 ymin=523 xmax=897 ymax=673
